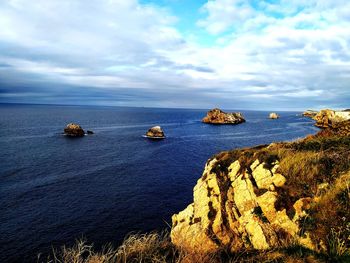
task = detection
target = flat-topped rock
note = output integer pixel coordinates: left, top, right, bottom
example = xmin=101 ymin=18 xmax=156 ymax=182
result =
xmin=145 ymin=126 xmax=165 ymax=139
xmin=302 ymin=110 xmax=318 ymax=118
xmin=64 ymin=123 xmax=85 ymax=137
xmin=202 ymin=108 xmax=245 ymax=124
xmin=269 ymin=113 xmax=279 ymax=119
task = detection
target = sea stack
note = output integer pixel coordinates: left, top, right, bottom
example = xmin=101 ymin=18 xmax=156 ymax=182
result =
xmin=269 ymin=113 xmax=279 ymax=119
xmin=302 ymin=110 xmax=318 ymax=118
xmin=64 ymin=123 xmax=85 ymax=137
xmin=202 ymin=108 xmax=245 ymax=124
xmin=145 ymin=126 xmax=165 ymax=139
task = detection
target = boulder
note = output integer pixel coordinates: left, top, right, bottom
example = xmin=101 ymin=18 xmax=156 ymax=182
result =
xmin=269 ymin=113 xmax=279 ymax=119
xmin=202 ymin=108 xmax=245 ymax=124
xmin=145 ymin=126 xmax=165 ymax=139
xmin=64 ymin=123 xmax=85 ymax=137
xmin=87 ymin=130 xmax=94 ymax=135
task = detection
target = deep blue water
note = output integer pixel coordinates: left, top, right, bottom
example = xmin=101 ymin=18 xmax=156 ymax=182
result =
xmin=0 ymin=104 xmax=319 ymax=262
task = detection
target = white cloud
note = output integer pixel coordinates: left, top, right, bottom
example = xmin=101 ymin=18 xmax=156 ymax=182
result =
xmin=0 ymin=0 xmax=350 ymax=109
xmin=197 ymin=0 xmax=254 ymax=35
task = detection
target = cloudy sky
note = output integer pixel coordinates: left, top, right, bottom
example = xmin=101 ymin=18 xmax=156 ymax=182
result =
xmin=0 ymin=0 xmax=349 ymax=110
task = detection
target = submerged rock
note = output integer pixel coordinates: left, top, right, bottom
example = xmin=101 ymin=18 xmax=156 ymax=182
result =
xmin=202 ymin=108 xmax=245 ymax=124
xmin=145 ymin=126 xmax=165 ymax=139
xmin=87 ymin=130 xmax=94 ymax=135
xmin=64 ymin=123 xmax=85 ymax=137
xmin=269 ymin=113 xmax=279 ymax=119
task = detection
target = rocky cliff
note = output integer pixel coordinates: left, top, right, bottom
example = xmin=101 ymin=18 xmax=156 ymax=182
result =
xmin=313 ymin=109 xmax=350 ymax=129
xmin=171 ymin=122 xmax=350 ymax=254
xmin=202 ymin=108 xmax=245 ymax=124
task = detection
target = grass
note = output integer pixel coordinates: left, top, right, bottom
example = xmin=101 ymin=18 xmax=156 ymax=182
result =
xmin=40 ymin=232 xmax=349 ymax=263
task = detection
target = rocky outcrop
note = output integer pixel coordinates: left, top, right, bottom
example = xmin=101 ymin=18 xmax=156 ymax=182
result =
xmin=171 ymin=157 xmax=313 ymax=252
xmin=269 ymin=113 xmax=279 ymax=119
xmin=313 ymin=109 xmax=350 ymax=128
xmin=202 ymin=108 xmax=245 ymax=125
xmin=302 ymin=110 xmax=318 ymax=118
xmin=171 ymin=130 xmax=350 ymax=253
xmin=145 ymin=126 xmax=165 ymax=139
xmin=64 ymin=123 xmax=85 ymax=137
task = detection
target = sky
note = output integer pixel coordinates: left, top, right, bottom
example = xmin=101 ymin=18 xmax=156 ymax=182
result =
xmin=0 ymin=0 xmax=349 ymax=110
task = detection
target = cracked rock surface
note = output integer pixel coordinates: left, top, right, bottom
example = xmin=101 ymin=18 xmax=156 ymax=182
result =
xmin=172 ymin=151 xmax=317 ymax=252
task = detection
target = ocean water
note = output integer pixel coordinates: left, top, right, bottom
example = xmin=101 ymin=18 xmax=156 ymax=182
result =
xmin=0 ymin=104 xmax=319 ymax=262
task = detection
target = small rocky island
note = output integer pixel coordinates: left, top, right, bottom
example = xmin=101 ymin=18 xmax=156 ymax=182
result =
xmin=269 ymin=112 xmax=279 ymax=119
xmin=64 ymin=123 xmax=85 ymax=137
xmin=202 ymin=108 xmax=245 ymax=124
xmin=145 ymin=126 xmax=165 ymax=139
xmin=64 ymin=123 xmax=93 ymax=137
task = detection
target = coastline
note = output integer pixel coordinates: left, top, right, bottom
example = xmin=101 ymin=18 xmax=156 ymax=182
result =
xmin=39 ymin=112 xmax=350 ymax=263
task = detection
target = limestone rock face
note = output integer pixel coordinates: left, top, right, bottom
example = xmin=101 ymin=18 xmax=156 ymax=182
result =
xmin=269 ymin=113 xmax=279 ymax=119
xmin=313 ymin=109 xmax=350 ymax=128
xmin=64 ymin=123 xmax=85 ymax=137
xmin=145 ymin=126 xmax=165 ymax=139
xmin=171 ymin=155 xmax=316 ymax=253
xmin=202 ymin=108 xmax=245 ymax=125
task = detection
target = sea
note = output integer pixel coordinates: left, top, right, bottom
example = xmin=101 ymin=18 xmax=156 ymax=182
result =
xmin=0 ymin=104 xmax=319 ymax=262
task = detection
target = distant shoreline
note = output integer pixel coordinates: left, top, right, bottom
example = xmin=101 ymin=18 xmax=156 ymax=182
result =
xmin=0 ymin=102 xmax=307 ymax=112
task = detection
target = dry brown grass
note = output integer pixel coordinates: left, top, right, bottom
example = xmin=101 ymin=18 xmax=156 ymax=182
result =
xmin=41 ymin=232 xmax=347 ymax=263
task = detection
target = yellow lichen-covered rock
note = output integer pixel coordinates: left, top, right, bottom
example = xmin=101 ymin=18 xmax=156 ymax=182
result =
xmin=241 ymin=214 xmax=270 ymax=249
xmin=170 ymin=147 xmax=332 ymax=253
xmin=171 ymin=131 xmax=349 ymax=255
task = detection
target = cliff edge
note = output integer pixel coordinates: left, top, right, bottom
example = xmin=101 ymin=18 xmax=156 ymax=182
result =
xmin=171 ymin=121 xmax=350 ymax=254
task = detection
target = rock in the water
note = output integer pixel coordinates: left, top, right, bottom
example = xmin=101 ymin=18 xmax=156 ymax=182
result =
xmin=202 ymin=108 xmax=245 ymax=124
xmin=64 ymin=123 xmax=85 ymax=137
xmin=302 ymin=110 xmax=318 ymax=118
xmin=313 ymin=109 xmax=350 ymax=128
xmin=269 ymin=113 xmax=279 ymax=119
xmin=145 ymin=126 xmax=165 ymax=139
xmin=87 ymin=130 xmax=94 ymax=135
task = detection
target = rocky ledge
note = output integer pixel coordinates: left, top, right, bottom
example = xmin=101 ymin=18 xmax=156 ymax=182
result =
xmin=171 ymin=121 xmax=350 ymax=254
xmin=202 ymin=108 xmax=245 ymax=125
xmin=145 ymin=126 xmax=165 ymax=139
xmin=64 ymin=123 xmax=85 ymax=137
